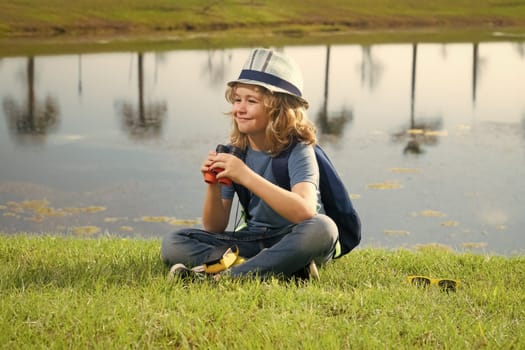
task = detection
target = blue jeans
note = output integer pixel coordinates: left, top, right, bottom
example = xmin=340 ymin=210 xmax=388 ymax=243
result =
xmin=160 ymin=214 xmax=338 ymax=279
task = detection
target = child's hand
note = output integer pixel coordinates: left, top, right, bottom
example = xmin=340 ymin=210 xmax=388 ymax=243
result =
xmin=210 ymin=153 xmax=247 ymax=185
xmin=201 ymin=151 xmax=218 ymax=181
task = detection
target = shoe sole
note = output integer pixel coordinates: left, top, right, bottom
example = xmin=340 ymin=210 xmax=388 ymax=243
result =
xmin=308 ymin=261 xmax=320 ymax=281
xmin=168 ymin=263 xmax=192 ymax=280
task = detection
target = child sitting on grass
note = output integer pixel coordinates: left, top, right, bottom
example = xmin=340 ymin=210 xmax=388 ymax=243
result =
xmin=161 ymin=48 xmax=338 ymax=280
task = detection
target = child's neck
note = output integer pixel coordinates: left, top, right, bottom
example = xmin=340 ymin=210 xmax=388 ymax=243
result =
xmin=248 ymin=136 xmax=269 ymax=153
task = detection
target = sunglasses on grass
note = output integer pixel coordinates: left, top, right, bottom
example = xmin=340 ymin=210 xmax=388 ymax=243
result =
xmin=407 ymin=275 xmax=460 ymax=292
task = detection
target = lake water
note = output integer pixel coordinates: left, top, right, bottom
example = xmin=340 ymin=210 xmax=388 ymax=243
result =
xmin=1 ymin=41 xmax=524 ymax=255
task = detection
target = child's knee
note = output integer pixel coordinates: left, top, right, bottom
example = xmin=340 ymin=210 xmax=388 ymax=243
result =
xmin=298 ymin=214 xmax=338 ymax=249
xmin=160 ymin=230 xmax=185 ymax=264
xmin=312 ymin=214 xmax=338 ymax=240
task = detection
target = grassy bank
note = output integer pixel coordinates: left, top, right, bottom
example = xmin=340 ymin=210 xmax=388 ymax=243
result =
xmin=2 ymin=0 xmax=525 ymax=38
xmin=1 ymin=1 xmax=525 ymax=56
xmin=1 ymin=234 xmax=524 ymax=349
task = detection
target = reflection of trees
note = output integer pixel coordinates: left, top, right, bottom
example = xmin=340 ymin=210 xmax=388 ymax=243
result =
xmin=392 ymin=44 xmax=443 ymax=155
xmin=2 ymin=56 xmax=60 ymax=145
xmin=472 ymin=43 xmax=488 ymax=110
xmin=358 ymin=45 xmax=383 ymax=91
xmin=513 ymin=42 xmax=525 ymax=59
xmin=522 ymin=113 xmax=525 ymax=139
xmin=78 ymin=55 xmax=83 ymax=97
xmin=202 ymin=49 xmax=232 ymax=87
xmin=440 ymin=44 xmax=448 ymax=59
xmin=472 ymin=43 xmax=478 ymax=106
xmin=115 ymin=52 xmax=167 ymax=139
xmin=317 ymin=45 xmax=353 ymax=141
xmin=153 ymin=52 xmax=167 ymax=84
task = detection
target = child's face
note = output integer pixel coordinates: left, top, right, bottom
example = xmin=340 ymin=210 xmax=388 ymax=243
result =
xmin=232 ymin=84 xmax=269 ymax=138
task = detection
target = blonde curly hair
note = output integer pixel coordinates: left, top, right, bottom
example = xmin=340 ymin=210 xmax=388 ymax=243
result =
xmin=225 ymin=84 xmax=317 ymax=156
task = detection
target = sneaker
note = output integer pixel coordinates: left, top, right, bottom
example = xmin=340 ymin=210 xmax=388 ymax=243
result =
xmin=292 ymin=260 xmax=320 ymax=281
xmin=168 ymin=263 xmax=207 ymax=281
xmin=308 ymin=261 xmax=320 ymax=281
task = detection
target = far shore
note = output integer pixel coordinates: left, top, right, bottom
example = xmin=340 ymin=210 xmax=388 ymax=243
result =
xmin=1 ymin=0 xmax=525 ymax=56
xmin=1 ymin=25 xmax=524 ymax=57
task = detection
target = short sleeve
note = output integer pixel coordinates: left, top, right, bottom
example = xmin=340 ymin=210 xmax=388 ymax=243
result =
xmin=288 ymin=142 xmax=319 ymax=189
xmin=221 ymin=182 xmax=235 ymax=200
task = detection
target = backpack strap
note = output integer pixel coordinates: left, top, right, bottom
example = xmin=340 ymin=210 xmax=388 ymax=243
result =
xmin=232 ymin=182 xmax=250 ymax=219
xmin=225 ymin=146 xmax=249 ymax=220
xmin=271 ymin=140 xmax=298 ymax=190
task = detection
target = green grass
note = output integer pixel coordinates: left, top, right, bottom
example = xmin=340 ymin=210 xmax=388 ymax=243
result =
xmin=2 ymin=0 xmax=525 ymax=36
xmin=1 ymin=234 xmax=524 ymax=349
xmin=1 ymin=0 xmax=525 ymax=57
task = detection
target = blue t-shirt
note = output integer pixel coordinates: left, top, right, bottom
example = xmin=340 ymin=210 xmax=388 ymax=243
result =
xmin=222 ymin=142 xmax=320 ymax=230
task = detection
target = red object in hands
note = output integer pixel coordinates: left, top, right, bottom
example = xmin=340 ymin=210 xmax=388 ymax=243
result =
xmin=204 ymin=144 xmax=243 ymax=187
xmin=204 ymin=167 xmax=232 ymax=186
xmin=216 ymin=169 xmax=232 ymax=186
xmin=204 ymin=170 xmax=217 ymax=184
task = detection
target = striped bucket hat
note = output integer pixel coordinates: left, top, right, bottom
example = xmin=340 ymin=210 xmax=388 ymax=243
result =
xmin=228 ymin=48 xmax=308 ymax=108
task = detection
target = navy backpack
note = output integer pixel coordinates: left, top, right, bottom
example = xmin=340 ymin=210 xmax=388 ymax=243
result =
xmin=234 ymin=142 xmax=361 ymax=258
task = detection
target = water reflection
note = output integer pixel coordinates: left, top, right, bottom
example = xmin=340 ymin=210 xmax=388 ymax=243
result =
xmin=2 ymin=56 xmax=60 ymax=145
xmin=358 ymin=45 xmax=383 ymax=91
xmin=514 ymin=43 xmax=525 ymax=139
xmin=472 ymin=43 xmax=479 ymax=106
xmin=392 ymin=44 xmax=443 ymax=155
xmin=78 ymin=55 xmax=83 ymax=97
xmin=514 ymin=42 xmax=525 ymax=57
xmin=115 ymin=52 xmax=167 ymax=139
xmin=522 ymin=114 xmax=525 ymax=137
xmin=203 ymin=49 xmax=233 ymax=87
xmin=316 ymin=45 xmax=353 ymax=141
xmin=0 ymin=40 xmax=524 ymax=255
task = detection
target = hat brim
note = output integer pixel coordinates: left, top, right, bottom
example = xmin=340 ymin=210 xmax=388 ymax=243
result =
xmin=228 ymin=79 xmax=309 ymax=108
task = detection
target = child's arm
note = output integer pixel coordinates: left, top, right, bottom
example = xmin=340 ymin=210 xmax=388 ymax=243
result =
xmin=202 ymin=184 xmax=232 ymax=233
xmin=241 ymin=172 xmax=317 ymax=224
xmin=212 ymin=153 xmax=317 ymax=223
xmin=200 ymin=151 xmax=232 ymax=233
